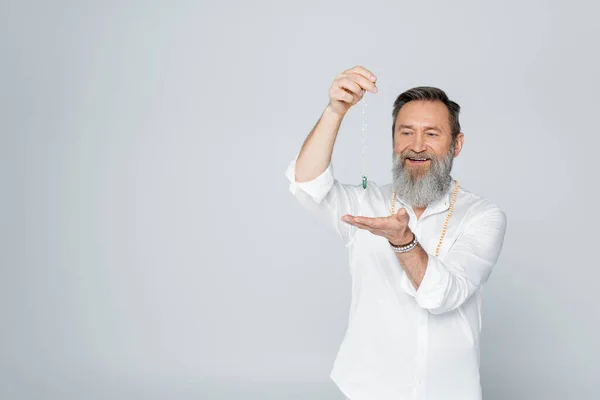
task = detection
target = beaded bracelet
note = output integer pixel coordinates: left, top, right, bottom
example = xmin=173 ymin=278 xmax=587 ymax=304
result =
xmin=389 ymin=233 xmax=419 ymax=253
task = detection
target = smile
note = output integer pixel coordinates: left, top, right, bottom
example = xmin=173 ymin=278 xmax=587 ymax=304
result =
xmin=406 ymin=158 xmax=430 ymax=163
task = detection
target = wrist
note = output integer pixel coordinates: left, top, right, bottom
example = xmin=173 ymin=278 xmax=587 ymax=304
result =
xmin=324 ymin=104 xmax=346 ymax=120
xmin=389 ymin=232 xmax=419 ymax=253
xmin=389 ymin=231 xmax=414 ymax=247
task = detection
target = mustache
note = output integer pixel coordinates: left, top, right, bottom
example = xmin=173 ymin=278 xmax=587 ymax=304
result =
xmin=399 ymin=150 xmax=436 ymax=160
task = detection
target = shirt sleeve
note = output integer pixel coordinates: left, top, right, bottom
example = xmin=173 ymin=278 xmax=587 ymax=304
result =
xmin=284 ymin=152 xmax=362 ymax=246
xmin=404 ymin=204 xmax=508 ymax=314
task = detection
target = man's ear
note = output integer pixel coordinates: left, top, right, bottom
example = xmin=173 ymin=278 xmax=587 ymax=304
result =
xmin=453 ymin=132 xmax=465 ymax=158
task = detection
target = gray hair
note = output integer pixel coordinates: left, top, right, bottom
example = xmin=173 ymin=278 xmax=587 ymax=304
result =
xmin=391 ymin=86 xmax=461 ymax=142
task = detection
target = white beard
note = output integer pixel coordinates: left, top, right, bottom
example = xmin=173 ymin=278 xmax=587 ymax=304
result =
xmin=391 ymin=143 xmax=455 ymax=208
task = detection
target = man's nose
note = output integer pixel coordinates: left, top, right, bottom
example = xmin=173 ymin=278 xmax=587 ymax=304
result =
xmin=411 ymin=133 xmax=427 ymax=153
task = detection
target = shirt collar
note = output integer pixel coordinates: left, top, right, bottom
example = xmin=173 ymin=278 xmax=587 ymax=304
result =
xmin=395 ymin=178 xmax=456 ymax=219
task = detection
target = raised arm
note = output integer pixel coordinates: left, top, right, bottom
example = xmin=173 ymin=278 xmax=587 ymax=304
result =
xmin=294 ymin=66 xmax=378 ymax=183
xmin=285 ymin=66 xmax=378 ymax=245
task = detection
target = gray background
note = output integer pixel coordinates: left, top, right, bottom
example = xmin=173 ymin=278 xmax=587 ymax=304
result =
xmin=2 ymin=0 xmax=599 ymax=399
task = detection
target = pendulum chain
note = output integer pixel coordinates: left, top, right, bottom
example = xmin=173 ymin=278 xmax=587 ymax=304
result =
xmin=361 ymin=94 xmax=368 ymax=189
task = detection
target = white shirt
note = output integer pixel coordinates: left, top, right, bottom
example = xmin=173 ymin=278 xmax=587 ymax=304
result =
xmin=285 ymin=154 xmax=507 ymax=400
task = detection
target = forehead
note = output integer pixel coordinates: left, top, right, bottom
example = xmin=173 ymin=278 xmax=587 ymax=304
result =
xmin=396 ymin=101 xmax=451 ymax=130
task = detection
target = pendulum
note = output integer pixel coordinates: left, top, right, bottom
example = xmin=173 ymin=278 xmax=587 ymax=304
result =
xmin=361 ymin=95 xmax=368 ymax=189
xmin=361 ymin=93 xmax=368 ymax=189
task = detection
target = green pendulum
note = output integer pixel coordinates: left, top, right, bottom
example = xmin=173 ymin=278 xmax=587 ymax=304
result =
xmin=361 ymin=94 xmax=368 ymax=189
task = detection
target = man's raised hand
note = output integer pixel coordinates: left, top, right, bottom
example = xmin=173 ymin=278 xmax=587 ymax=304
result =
xmin=328 ymin=65 xmax=378 ymax=117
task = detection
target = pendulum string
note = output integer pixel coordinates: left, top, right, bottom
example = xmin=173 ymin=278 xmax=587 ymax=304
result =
xmin=361 ymin=93 xmax=368 ymax=189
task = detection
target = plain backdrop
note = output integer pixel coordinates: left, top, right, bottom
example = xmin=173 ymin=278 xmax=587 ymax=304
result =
xmin=2 ymin=0 xmax=599 ymax=399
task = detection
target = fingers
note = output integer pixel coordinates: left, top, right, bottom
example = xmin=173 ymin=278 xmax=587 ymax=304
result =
xmin=344 ymin=218 xmax=377 ymax=234
xmin=331 ymin=87 xmax=356 ymax=104
xmin=335 ymin=72 xmax=377 ymax=94
xmin=347 ymin=66 xmax=377 ymax=84
xmin=342 ymin=216 xmax=387 ymax=230
xmin=327 ymin=66 xmax=377 ymax=116
xmin=350 ymin=73 xmax=378 ymax=93
xmin=342 ymin=215 xmax=368 ymax=229
xmin=333 ymin=78 xmax=362 ymax=105
xmin=355 ymin=217 xmax=386 ymax=229
xmin=337 ymin=77 xmax=363 ymax=97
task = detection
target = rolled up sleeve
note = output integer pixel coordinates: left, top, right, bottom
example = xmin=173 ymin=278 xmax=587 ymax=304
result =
xmin=413 ymin=205 xmax=507 ymax=314
xmin=285 ymin=154 xmax=335 ymax=204
xmin=284 ymin=153 xmax=362 ymax=246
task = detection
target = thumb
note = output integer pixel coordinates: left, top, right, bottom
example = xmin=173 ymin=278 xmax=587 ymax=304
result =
xmin=396 ymin=208 xmax=407 ymax=217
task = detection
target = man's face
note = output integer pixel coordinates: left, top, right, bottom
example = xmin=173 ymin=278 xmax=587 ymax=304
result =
xmin=393 ymin=100 xmax=461 ymax=175
xmin=391 ymin=100 xmax=464 ymax=208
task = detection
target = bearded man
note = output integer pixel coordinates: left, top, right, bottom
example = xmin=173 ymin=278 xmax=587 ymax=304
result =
xmin=284 ymin=66 xmax=507 ymax=400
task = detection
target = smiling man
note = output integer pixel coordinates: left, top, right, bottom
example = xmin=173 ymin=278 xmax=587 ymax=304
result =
xmin=285 ymin=66 xmax=507 ymax=400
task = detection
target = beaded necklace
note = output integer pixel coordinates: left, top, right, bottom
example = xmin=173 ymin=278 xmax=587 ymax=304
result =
xmin=391 ymin=180 xmax=460 ymax=257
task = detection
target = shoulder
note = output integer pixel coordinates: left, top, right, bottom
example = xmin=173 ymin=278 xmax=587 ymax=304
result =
xmin=457 ymin=183 xmax=507 ymax=225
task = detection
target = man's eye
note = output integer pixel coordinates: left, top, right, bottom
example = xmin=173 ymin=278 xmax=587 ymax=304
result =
xmin=401 ymin=131 xmax=410 ymax=135
xmin=426 ymin=132 xmax=438 ymax=137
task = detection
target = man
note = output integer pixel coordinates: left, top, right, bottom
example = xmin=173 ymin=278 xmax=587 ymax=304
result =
xmin=284 ymin=66 xmax=507 ymax=400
